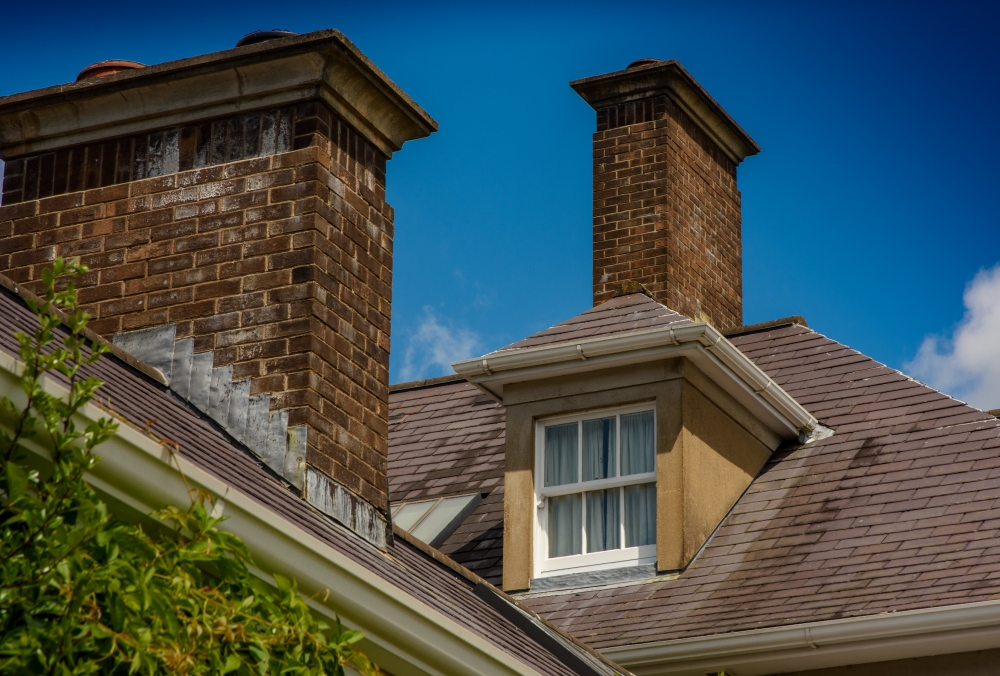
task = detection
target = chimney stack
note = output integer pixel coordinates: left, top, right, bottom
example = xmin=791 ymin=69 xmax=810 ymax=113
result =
xmin=571 ymin=60 xmax=759 ymax=329
xmin=0 ymin=30 xmax=437 ymax=546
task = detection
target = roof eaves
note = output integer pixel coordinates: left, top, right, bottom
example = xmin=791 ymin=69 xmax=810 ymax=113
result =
xmin=452 ymin=322 xmax=817 ymax=441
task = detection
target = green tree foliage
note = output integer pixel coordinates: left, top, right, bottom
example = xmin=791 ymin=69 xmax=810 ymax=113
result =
xmin=0 ymin=259 xmax=379 ymax=675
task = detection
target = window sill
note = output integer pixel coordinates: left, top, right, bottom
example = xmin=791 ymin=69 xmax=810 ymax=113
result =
xmin=539 ymin=544 xmax=655 ymax=577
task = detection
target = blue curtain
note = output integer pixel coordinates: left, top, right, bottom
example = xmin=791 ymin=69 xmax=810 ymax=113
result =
xmin=621 ymin=411 xmax=654 ymax=476
xmin=544 ymin=423 xmax=578 ymax=487
xmin=548 ymin=494 xmax=582 ymax=557
xmin=583 ymin=417 xmax=616 ymax=481
xmin=586 ymin=489 xmax=620 ymax=552
xmin=624 ymin=483 xmax=656 ymax=547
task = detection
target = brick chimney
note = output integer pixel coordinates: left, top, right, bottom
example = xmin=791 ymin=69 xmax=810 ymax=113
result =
xmin=571 ymin=60 xmax=759 ymax=330
xmin=0 ymin=30 xmax=437 ymax=546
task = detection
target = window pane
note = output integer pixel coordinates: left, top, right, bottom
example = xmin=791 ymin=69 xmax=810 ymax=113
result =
xmin=545 ymin=423 xmax=578 ymax=487
xmin=393 ymin=501 xmax=434 ymax=531
xmin=548 ymin=494 xmax=582 ymax=558
xmin=585 ymin=489 xmax=620 ymax=552
xmin=624 ymin=483 xmax=656 ymax=547
xmin=582 ymin=417 xmax=616 ymax=482
xmin=621 ymin=411 xmax=655 ymax=475
xmin=411 ymin=494 xmax=479 ymax=547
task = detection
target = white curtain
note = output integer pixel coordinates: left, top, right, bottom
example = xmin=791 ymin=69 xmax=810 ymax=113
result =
xmin=624 ymin=483 xmax=656 ymax=547
xmin=586 ymin=489 xmax=620 ymax=552
xmin=621 ymin=411 xmax=654 ymax=475
xmin=544 ymin=423 xmax=578 ymax=487
xmin=548 ymin=494 xmax=582 ymax=557
xmin=583 ymin=417 xmax=616 ymax=481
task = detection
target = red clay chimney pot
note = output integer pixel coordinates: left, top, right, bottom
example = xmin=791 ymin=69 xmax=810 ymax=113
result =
xmin=76 ymin=60 xmax=146 ymax=82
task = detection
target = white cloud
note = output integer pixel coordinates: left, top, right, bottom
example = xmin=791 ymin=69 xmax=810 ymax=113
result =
xmin=905 ymin=264 xmax=1000 ymax=410
xmin=398 ymin=308 xmax=480 ymax=382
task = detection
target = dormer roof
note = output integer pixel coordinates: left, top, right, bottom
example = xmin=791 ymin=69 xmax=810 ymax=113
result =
xmin=452 ymin=293 xmax=818 ymax=443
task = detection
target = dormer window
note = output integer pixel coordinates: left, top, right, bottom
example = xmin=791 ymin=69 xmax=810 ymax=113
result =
xmin=534 ymin=405 xmax=656 ymax=578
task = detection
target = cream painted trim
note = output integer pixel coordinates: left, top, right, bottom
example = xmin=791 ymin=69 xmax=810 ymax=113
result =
xmin=0 ymin=350 xmax=544 ymax=676
xmin=452 ymin=323 xmax=817 ymax=442
xmin=602 ymin=599 xmax=1000 ymax=676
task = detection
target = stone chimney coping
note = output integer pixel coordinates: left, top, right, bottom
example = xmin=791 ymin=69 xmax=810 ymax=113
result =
xmin=570 ymin=59 xmax=760 ymax=163
xmin=0 ymin=29 xmax=438 ymax=159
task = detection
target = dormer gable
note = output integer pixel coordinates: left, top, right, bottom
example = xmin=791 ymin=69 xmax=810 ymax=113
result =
xmin=453 ymin=292 xmax=818 ymax=592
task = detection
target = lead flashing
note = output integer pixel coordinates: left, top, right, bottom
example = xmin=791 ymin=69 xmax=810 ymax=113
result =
xmin=570 ymin=59 xmax=759 ymax=163
xmin=0 ymin=29 xmax=438 ymax=158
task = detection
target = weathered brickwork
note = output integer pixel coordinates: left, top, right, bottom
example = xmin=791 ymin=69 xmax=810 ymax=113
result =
xmin=592 ymin=94 xmax=743 ymax=329
xmin=1 ymin=103 xmax=385 ymax=208
xmin=0 ymin=102 xmax=395 ymax=513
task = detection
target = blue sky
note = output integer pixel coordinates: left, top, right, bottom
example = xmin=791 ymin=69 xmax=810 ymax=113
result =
xmin=2 ymin=2 xmax=998 ymax=407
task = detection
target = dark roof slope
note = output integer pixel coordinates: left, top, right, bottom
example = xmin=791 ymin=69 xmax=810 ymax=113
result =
xmin=390 ymin=321 xmax=1000 ymax=648
xmin=495 ymin=293 xmax=691 ymax=352
xmin=389 ymin=379 xmax=506 ymax=582
xmin=0 ymin=284 xmax=614 ymax=676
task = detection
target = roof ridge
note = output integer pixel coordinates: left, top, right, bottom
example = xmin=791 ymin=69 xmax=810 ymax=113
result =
xmin=723 ymin=315 xmax=808 ymax=337
xmin=389 ymin=373 xmax=467 ymax=393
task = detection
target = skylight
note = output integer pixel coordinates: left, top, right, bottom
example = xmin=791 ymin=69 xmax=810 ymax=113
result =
xmin=392 ymin=493 xmax=483 ymax=548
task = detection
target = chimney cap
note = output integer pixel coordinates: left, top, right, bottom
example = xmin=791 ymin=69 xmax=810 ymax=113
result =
xmin=236 ymin=29 xmax=298 ymax=47
xmin=76 ymin=60 xmax=146 ymax=82
xmin=570 ymin=59 xmax=760 ymax=163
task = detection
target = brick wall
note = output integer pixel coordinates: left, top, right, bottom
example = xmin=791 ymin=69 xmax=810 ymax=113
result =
xmin=0 ymin=101 xmax=395 ymax=513
xmin=592 ymin=94 xmax=743 ymax=329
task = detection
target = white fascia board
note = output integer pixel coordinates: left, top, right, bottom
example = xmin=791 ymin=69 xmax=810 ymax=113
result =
xmin=602 ymin=599 xmax=1000 ymax=676
xmin=0 ymin=351 xmax=542 ymax=676
xmin=452 ymin=323 xmax=816 ymax=443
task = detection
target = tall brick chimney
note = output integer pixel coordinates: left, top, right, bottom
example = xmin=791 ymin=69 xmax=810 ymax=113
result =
xmin=0 ymin=30 xmax=437 ymax=546
xmin=571 ymin=60 xmax=759 ymax=330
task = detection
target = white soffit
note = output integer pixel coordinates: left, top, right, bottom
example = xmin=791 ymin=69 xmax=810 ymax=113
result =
xmin=452 ymin=323 xmax=817 ymax=442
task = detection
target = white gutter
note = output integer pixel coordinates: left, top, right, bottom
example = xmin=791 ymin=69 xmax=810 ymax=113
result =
xmin=602 ymin=599 xmax=1000 ymax=676
xmin=452 ymin=323 xmax=817 ymax=442
xmin=0 ymin=351 xmax=547 ymax=676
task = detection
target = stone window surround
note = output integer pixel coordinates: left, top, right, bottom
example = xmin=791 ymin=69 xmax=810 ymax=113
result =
xmin=500 ymin=358 xmax=779 ymax=592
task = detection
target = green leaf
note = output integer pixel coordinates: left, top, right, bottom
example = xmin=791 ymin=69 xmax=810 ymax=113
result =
xmin=5 ymin=460 xmax=28 ymax=502
xmin=221 ymin=654 xmax=241 ymax=674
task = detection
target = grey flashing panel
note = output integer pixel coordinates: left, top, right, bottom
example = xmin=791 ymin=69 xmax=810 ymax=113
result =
xmin=304 ymin=466 xmax=387 ymax=549
xmin=392 ymin=493 xmax=483 ymax=549
xmin=170 ymin=338 xmax=194 ymax=399
xmin=112 ymin=325 xmax=176 ymax=383
xmin=226 ymin=378 xmax=251 ymax=443
xmin=529 ymin=563 xmax=658 ymax=594
xmin=188 ymin=352 xmax=213 ymax=410
xmin=245 ymin=394 xmax=270 ymax=456
xmin=208 ymin=364 xmax=233 ymax=424
xmin=264 ymin=410 xmax=289 ymax=476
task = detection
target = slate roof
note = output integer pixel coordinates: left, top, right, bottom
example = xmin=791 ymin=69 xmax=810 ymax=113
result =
xmin=387 ymin=300 xmax=1000 ymax=649
xmin=389 ymin=378 xmax=507 ymax=582
xmin=495 ymin=292 xmax=691 ymax=352
xmin=0 ymin=284 xmax=618 ymax=676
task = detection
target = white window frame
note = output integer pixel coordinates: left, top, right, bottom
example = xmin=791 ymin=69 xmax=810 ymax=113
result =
xmin=533 ymin=403 xmax=656 ymax=579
